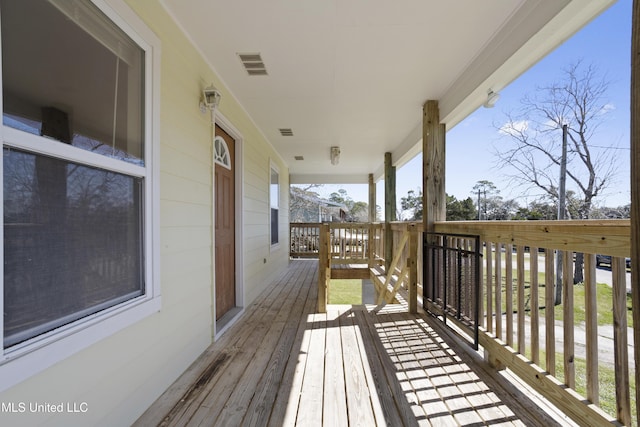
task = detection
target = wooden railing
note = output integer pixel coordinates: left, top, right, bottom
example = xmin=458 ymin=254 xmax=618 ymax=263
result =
xmin=434 ymin=220 xmax=633 ymax=427
xmin=290 ymin=222 xmax=385 ymax=261
xmin=314 ymin=222 xmax=385 ymax=311
xmin=369 ymin=223 xmax=419 ymax=312
xmin=289 ymin=223 xmax=321 ymax=258
xmin=292 ymin=219 xmax=634 ymax=425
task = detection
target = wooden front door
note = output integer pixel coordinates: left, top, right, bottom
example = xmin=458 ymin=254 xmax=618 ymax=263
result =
xmin=214 ymin=125 xmax=235 ymax=320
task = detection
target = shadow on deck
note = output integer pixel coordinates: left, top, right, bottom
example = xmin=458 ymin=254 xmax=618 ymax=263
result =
xmin=134 ymin=260 xmax=570 ymax=426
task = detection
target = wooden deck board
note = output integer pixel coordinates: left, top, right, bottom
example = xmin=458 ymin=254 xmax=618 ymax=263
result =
xmin=340 ymin=309 xmax=378 ymax=427
xmin=242 ymin=262 xmax=315 ymax=427
xmin=135 ymin=260 xmax=564 ymax=427
xmin=296 ymin=311 xmax=326 ymax=427
xmin=269 ymin=264 xmax=318 ymax=427
xmin=323 ymin=309 xmax=348 ymax=427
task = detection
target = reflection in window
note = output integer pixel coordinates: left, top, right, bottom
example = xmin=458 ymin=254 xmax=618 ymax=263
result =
xmin=1 ymin=0 xmax=145 ymax=165
xmin=270 ymin=166 xmax=279 ymax=245
xmin=3 ymin=148 xmax=144 ymax=347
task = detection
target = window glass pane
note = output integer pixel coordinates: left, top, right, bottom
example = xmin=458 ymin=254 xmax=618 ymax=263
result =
xmin=3 ymin=148 xmax=144 ymax=347
xmin=1 ymin=0 xmax=145 ymax=165
xmin=270 ymin=168 xmax=279 ymax=208
xmin=271 ymin=208 xmax=279 ymax=245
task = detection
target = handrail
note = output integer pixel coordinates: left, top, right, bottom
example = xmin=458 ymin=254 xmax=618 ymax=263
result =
xmin=434 ymin=219 xmax=630 ymax=257
xmin=433 ymin=219 xmax=632 ymax=426
xmin=307 ymin=218 xmax=633 ymax=424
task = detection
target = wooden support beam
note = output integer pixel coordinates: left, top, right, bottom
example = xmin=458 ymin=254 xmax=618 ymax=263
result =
xmin=368 ymin=173 xmax=376 ymax=222
xmin=630 ymin=0 xmax=640 ymax=420
xmin=318 ymin=223 xmax=330 ymax=313
xmin=407 ymin=223 xmax=418 ymax=314
xmin=423 ymin=100 xmax=446 ymax=233
xmin=384 ymin=152 xmax=395 ymax=270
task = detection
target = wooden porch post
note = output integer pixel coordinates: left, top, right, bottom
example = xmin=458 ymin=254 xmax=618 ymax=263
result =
xmin=422 ymin=100 xmax=446 ymax=231
xmin=630 ymin=0 xmax=640 ymax=420
xmin=408 ymin=223 xmax=418 ymax=313
xmin=318 ymin=223 xmax=330 ymax=313
xmin=422 ymin=100 xmax=445 ymax=317
xmin=384 ymin=152 xmax=396 ymax=271
xmin=368 ymin=173 xmax=376 ymax=222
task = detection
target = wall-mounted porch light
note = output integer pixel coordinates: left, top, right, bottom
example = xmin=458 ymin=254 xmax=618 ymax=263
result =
xmin=200 ymin=84 xmax=222 ymax=113
xmin=330 ymin=146 xmax=340 ymax=165
xmin=483 ymin=89 xmax=500 ymax=108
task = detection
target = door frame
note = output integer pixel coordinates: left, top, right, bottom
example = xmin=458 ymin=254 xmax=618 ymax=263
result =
xmin=212 ymin=112 xmax=244 ymax=340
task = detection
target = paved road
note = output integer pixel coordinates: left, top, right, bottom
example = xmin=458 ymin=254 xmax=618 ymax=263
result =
xmin=498 ymin=252 xmax=631 ymax=291
xmin=595 ymin=265 xmax=632 ymax=292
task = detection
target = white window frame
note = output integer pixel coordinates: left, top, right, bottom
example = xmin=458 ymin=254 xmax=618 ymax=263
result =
xmin=269 ymin=161 xmax=280 ymax=248
xmin=213 ymin=136 xmax=232 ymax=170
xmin=0 ymin=0 xmax=161 ymax=392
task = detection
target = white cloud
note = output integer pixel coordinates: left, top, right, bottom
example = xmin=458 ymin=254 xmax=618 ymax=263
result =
xmin=499 ymin=120 xmax=528 ymax=136
xmin=599 ymin=103 xmax=615 ymax=115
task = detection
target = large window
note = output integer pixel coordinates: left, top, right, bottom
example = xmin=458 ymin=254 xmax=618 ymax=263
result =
xmin=0 ymin=0 xmax=159 ymax=381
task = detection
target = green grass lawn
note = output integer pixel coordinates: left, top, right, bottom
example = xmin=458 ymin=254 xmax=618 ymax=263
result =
xmin=498 ymin=270 xmax=633 ymax=327
xmin=328 ymin=279 xmax=362 ymax=304
xmin=534 ymin=350 xmax=637 ymax=426
xmin=497 ymin=268 xmax=635 ymax=424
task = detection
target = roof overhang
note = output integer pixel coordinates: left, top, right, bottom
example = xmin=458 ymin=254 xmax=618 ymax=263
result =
xmin=162 ymin=0 xmax=616 ymax=184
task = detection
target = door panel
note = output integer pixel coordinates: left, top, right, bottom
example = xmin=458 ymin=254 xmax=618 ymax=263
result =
xmin=215 ymin=126 xmax=235 ymax=320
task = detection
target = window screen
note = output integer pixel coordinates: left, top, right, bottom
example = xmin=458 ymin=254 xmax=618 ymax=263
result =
xmin=3 ymin=149 xmax=144 ymax=347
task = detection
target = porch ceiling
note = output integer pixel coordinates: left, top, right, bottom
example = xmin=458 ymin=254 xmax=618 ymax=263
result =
xmin=162 ymin=0 xmax=614 ymax=183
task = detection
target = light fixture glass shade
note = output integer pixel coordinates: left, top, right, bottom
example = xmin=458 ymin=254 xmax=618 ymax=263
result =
xmin=483 ymin=90 xmax=499 ymax=108
xmin=202 ymin=85 xmax=222 ymax=110
xmin=330 ymin=146 xmax=340 ymax=165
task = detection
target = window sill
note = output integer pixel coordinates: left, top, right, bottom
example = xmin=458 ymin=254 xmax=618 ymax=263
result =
xmin=0 ymin=295 xmax=161 ymax=393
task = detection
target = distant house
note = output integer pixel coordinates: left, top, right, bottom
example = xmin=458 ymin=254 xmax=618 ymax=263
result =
xmin=290 ymin=192 xmax=347 ymax=223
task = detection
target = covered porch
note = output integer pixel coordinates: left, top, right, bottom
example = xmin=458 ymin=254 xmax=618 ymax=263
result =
xmin=145 ymin=1 xmax=638 ymax=426
xmin=135 ymin=259 xmax=567 ymax=426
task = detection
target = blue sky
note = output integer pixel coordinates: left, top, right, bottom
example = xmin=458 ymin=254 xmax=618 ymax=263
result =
xmin=305 ymin=0 xmax=631 ymax=216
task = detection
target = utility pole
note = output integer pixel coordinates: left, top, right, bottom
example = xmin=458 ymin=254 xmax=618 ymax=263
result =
xmin=555 ymin=124 xmax=568 ymax=304
xmin=558 ymin=124 xmax=568 ymax=219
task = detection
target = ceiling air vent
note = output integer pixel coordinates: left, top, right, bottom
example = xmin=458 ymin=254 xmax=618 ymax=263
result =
xmin=279 ymin=128 xmax=294 ymax=136
xmin=238 ymin=53 xmax=268 ymax=76
xmin=294 ymin=156 xmax=304 ymax=161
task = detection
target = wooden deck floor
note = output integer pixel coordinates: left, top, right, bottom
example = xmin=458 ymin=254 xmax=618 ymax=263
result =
xmin=134 ymin=260 xmax=565 ymax=427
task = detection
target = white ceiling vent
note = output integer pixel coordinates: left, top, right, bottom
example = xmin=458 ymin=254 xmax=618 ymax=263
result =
xmin=238 ymin=53 xmax=268 ymax=76
xmin=279 ymin=128 xmax=293 ymax=136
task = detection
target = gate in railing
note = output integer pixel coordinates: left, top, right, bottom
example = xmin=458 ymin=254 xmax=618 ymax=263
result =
xmin=423 ymin=232 xmax=481 ymax=349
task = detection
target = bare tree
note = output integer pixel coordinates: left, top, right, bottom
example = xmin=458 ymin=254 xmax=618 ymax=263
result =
xmin=496 ymin=60 xmax=617 ymax=284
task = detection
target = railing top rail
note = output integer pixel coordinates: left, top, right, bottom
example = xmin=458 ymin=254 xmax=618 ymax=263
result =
xmin=389 ymin=222 xmax=423 ymax=232
xmin=290 ymin=222 xmax=322 ymax=228
xmin=434 ymin=219 xmax=630 ymax=257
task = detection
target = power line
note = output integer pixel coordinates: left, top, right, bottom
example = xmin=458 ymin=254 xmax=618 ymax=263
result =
xmin=588 ymin=144 xmax=630 ymax=150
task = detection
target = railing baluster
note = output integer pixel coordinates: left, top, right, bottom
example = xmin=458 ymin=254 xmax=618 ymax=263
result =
xmin=505 ymin=244 xmax=514 ymax=347
xmin=495 ymin=242 xmax=502 ymax=339
xmin=584 ymin=253 xmax=598 ymax=405
xmin=562 ymin=250 xmax=575 ymax=389
xmin=612 ymin=256 xmax=631 ymax=425
xmin=486 ymin=241 xmax=493 ymax=334
xmin=544 ymin=249 xmax=555 ymax=376
xmin=517 ymin=246 xmax=525 ymax=355
xmin=479 ymin=240 xmax=484 ymax=330
xmin=530 ymin=247 xmax=539 ymax=365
